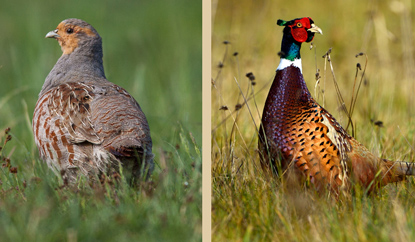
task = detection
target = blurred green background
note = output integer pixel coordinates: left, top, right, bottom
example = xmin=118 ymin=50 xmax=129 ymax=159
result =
xmin=212 ymin=0 xmax=415 ymax=241
xmin=1 ymin=0 xmax=202 ymax=154
xmin=0 ymin=0 xmax=201 ymax=241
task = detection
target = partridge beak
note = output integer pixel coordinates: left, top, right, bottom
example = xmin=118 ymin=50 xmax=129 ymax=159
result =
xmin=45 ymin=29 xmax=60 ymax=39
xmin=308 ymin=24 xmax=323 ymax=35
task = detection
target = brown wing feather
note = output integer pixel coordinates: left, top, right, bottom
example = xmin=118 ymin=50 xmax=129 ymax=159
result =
xmin=33 ymin=80 xmax=153 ymax=183
xmin=89 ymin=84 xmax=152 ymax=158
xmin=48 ymin=82 xmax=102 ymax=144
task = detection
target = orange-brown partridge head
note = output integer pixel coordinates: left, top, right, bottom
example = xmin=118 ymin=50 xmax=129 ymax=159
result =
xmin=45 ymin=18 xmax=100 ymax=55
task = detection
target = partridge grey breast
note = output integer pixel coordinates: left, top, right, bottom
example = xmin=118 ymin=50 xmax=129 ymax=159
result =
xmin=33 ymin=18 xmax=154 ymax=183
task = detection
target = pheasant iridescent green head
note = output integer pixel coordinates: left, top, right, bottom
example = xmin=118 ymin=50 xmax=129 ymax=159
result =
xmin=277 ymin=17 xmax=322 ymax=61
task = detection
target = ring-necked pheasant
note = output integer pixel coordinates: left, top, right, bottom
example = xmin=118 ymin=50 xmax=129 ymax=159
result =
xmin=258 ymin=17 xmax=414 ymax=194
xmin=33 ymin=19 xmax=154 ymax=184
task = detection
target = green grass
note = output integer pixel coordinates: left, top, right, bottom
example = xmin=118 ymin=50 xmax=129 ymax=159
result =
xmin=212 ymin=0 xmax=415 ymax=241
xmin=0 ymin=0 xmax=201 ymax=241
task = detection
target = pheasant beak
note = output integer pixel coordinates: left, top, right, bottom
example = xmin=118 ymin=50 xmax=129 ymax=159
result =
xmin=45 ymin=29 xmax=60 ymax=39
xmin=308 ymin=24 xmax=323 ymax=35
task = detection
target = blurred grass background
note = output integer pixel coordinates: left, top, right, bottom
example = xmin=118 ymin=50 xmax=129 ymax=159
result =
xmin=212 ymin=0 xmax=415 ymax=241
xmin=0 ymin=0 xmax=201 ymax=241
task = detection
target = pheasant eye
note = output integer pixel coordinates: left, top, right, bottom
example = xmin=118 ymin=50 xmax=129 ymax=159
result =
xmin=296 ymin=23 xmax=302 ymax=28
xmin=66 ymin=28 xmax=74 ymax=34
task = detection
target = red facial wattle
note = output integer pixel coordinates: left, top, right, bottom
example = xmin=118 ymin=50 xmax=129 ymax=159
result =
xmin=289 ymin=18 xmax=314 ymax=43
xmin=291 ymin=27 xmax=308 ymax=42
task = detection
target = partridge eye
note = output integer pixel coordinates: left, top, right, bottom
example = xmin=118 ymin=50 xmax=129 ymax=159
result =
xmin=296 ymin=23 xmax=302 ymax=28
xmin=66 ymin=28 xmax=74 ymax=34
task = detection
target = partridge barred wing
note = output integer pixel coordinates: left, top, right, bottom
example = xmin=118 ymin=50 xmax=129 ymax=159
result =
xmin=49 ymin=82 xmax=102 ymax=144
xmin=33 ymin=82 xmax=103 ymax=177
xmin=33 ymin=81 xmax=153 ymax=181
xmin=89 ymin=84 xmax=153 ymax=160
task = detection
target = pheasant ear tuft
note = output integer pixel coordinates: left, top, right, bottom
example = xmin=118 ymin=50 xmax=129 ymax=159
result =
xmin=277 ymin=19 xmax=287 ymax=26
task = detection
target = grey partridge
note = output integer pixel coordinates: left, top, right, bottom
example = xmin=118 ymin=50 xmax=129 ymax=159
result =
xmin=33 ymin=19 xmax=154 ymax=184
xmin=258 ymin=17 xmax=415 ymax=194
